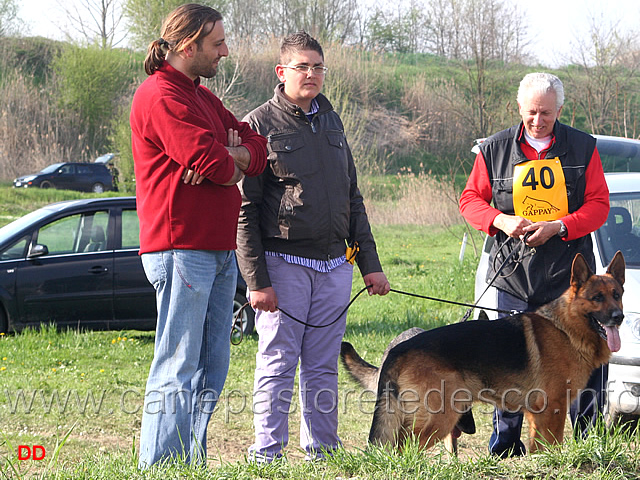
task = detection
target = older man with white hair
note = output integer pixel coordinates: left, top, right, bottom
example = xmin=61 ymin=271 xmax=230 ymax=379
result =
xmin=459 ymin=72 xmax=610 ymax=457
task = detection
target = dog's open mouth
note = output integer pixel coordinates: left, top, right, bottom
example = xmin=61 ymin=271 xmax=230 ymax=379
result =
xmin=590 ymin=315 xmax=622 ymax=352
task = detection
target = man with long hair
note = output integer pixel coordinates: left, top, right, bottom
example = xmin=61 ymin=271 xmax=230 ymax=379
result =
xmin=130 ymin=3 xmax=267 ymax=468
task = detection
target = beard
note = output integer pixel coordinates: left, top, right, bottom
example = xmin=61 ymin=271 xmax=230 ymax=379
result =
xmin=199 ymin=64 xmax=218 ymax=79
xmin=191 ymin=57 xmax=220 ymax=79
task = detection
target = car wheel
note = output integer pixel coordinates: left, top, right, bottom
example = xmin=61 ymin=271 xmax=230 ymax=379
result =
xmin=91 ymin=182 xmax=105 ymax=193
xmin=232 ymin=291 xmax=255 ymax=336
xmin=40 ymin=181 xmax=53 ymax=189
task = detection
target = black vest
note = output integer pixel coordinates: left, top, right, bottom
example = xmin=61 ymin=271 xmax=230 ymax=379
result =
xmin=479 ymin=121 xmax=596 ymax=306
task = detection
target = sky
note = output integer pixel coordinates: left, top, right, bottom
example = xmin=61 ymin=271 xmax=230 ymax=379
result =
xmin=17 ymin=0 xmax=640 ymax=68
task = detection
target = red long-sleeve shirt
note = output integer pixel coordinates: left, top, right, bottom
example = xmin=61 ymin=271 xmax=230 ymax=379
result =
xmin=131 ymin=63 xmax=267 ymax=254
xmin=459 ymin=133 xmax=609 ymax=241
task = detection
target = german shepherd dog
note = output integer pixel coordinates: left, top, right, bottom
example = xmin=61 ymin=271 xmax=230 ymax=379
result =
xmin=341 ymin=251 xmax=625 ymax=454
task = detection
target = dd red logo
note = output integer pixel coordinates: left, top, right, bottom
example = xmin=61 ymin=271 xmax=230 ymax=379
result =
xmin=18 ymin=445 xmax=46 ymax=460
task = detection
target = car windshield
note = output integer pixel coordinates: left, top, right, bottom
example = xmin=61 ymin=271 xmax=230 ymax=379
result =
xmin=39 ymin=163 xmax=65 ymax=174
xmin=595 ymin=192 xmax=640 ymax=267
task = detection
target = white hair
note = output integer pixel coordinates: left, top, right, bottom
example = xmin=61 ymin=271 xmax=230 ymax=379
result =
xmin=517 ymin=72 xmax=564 ymax=109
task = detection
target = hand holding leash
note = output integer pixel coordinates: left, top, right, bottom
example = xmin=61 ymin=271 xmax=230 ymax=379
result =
xmin=493 ymin=213 xmax=532 ymax=238
xmin=249 ymin=286 xmax=278 ymax=312
xmin=522 ymin=221 xmax=562 ymax=247
xmin=363 ymin=271 xmax=390 ymax=296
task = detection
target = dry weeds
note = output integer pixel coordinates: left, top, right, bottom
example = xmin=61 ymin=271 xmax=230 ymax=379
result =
xmin=364 ymin=168 xmax=462 ymax=226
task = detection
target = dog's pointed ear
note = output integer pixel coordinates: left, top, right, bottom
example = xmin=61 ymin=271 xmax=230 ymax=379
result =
xmin=571 ymin=253 xmax=593 ymax=289
xmin=606 ymin=251 xmax=626 ymax=286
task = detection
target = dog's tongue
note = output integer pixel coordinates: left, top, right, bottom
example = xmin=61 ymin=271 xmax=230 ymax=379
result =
xmin=605 ymin=326 xmax=621 ymax=352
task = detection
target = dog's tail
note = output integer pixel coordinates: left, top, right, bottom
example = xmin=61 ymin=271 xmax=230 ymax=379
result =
xmin=340 ymin=341 xmax=379 ymax=392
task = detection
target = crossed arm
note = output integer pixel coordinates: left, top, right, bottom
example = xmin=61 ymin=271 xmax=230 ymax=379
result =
xmin=182 ymin=128 xmax=248 ymax=186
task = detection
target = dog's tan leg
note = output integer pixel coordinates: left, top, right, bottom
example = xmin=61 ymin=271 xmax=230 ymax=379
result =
xmin=527 ymin=407 xmax=566 ymax=453
xmin=443 ymin=434 xmax=457 ymax=455
xmin=369 ymin=386 xmax=404 ymax=449
xmin=414 ymin=411 xmax=460 ymax=453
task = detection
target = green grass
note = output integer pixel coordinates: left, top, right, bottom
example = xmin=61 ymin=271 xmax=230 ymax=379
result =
xmin=0 ymin=189 xmax=639 ymax=478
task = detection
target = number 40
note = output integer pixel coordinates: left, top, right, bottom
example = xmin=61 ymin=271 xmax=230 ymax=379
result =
xmin=522 ymin=166 xmax=555 ymax=190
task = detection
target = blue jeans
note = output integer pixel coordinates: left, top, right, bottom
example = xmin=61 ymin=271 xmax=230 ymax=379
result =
xmin=488 ymin=289 xmax=529 ymax=457
xmin=138 ymin=250 xmax=237 ymax=468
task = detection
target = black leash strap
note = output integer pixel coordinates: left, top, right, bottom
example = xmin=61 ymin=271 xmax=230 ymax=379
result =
xmin=231 ymin=285 xmax=372 ymax=344
xmin=231 ymin=235 xmax=531 ymax=342
xmin=389 ymin=288 xmax=514 ymax=318
xmin=459 ymin=235 xmax=530 ymax=322
xmin=233 ymin=286 xmax=514 ymax=336
xmin=278 ymin=285 xmax=372 ymax=329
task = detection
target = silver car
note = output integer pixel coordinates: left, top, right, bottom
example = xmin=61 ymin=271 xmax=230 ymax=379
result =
xmin=471 ymin=139 xmax=640 ymax=429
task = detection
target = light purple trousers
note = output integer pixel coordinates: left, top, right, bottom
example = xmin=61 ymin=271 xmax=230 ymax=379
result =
xmin=249 ymin=255 xmax=353 ymax=460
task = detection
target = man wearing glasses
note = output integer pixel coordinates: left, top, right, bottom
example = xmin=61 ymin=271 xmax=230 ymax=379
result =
xmin=237 ymin=31 xmax=390 ymax=463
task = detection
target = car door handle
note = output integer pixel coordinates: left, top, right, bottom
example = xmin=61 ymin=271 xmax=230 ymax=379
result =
xmin=88 ymin=266 xmax=109 ymax=274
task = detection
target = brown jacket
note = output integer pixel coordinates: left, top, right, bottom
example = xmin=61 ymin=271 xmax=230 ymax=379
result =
xmin=237 ymin=85 xmax=382 ymax=290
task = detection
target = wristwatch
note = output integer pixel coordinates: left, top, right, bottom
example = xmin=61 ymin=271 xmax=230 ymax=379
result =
xmin=557 ymin=220 xmax=567 ymax=237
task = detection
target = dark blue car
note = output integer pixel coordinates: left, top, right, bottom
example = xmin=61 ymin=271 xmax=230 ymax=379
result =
xmin=0 ymin=197 xmax=254 ymax=335
xmin=13 ymin=162 xmax=115 ymax=193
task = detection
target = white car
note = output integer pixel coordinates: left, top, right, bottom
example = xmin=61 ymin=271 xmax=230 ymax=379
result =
xmin=471 ymin=139 xmax=640 ymax=429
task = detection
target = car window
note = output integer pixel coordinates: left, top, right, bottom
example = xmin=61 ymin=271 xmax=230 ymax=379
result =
xmin=39 ymin=163 xmax=64 ymax=174
xmin=0 ymin=235 xmax=30 ymax=261
xmin=77 ymin=165 xmax=92 ymax=175
xmin=595 ymin=194 xmax=640 ymax=266
xmin=36 ymin=210 xmax=109 ymax=255
xmin=597 ymin=139 xmax=640 ymax=172
xmin=121 ymin=209 xmax=140 ymax=249
xmin=59 ymin=165 xmax=74 ymax=175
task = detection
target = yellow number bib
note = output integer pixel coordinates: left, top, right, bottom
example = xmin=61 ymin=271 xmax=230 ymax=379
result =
xmin=512 ymin=157 xmax=568 ymax=221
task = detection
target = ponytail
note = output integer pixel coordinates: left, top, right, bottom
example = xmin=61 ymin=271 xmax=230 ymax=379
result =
xmin=144 ymin=38 xmax=171 ymax=76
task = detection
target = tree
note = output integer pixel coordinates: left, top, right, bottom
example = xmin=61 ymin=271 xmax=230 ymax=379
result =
xmin=365 ymin=3 xmax=426 ymax=53
xmin=0 ymin=0 xmax=20 ymax=37
xmin=109 ymin=103 xmax=136 ymax=192
xmin=563 ymin=17 xmax=640 ymax=137
xmin=59 ymin=0 xmax=126 ymax=48
xmin=222 ymin=0 xmax=359 ymax=44
xmin=424 ymin=0 xmax=528 ymax=138
xmin=123 ymin=0 xmax=186 ymax=51
xmin=363 ymin=0 xmax=529 ymax=63
xmin=52 ymin=44 xmax=138 ymax=152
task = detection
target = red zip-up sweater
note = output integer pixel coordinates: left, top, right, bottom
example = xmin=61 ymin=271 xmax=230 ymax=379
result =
xmin=131 ymin=63 xmax=267 ymax=254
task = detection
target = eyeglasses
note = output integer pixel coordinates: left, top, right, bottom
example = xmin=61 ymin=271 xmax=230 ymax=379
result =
xmin=280 ymin=64 xmax=328 ymax=76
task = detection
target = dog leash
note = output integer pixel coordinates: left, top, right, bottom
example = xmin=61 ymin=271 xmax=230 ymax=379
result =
xmin=231 ymin=235 xmax=532 ymax=343
xmin=231 ymin=285 xmax=516 ymax=344
xmin=230 ymin=285 xmax=371 ymax=344
xmin=459 ymin=234 xmax=533 ymax=322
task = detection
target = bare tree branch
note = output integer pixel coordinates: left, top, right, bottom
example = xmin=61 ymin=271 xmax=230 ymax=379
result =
xmin=59 ymin=0 xmax=125 ymax=48
xmin=564 ymin=15 xmax=640 ymax=136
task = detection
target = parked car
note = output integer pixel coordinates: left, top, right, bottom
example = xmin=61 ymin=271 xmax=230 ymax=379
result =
xmin=0 ymin=197 xmax=254 ymax=335
xmin=13 ymin=162 xmax=114 ymax=193
xmin=471 ymin=137 xmax=640 ymax=429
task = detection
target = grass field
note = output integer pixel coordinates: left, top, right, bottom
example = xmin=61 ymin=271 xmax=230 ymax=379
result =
xmin=0 ymin=188 xmax=639 ymax=479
